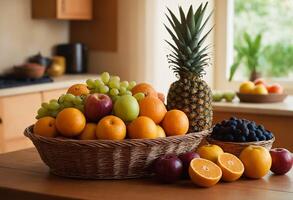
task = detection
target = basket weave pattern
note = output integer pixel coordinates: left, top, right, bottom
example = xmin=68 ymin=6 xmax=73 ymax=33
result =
xmin=25 ymin=125 xmax=210 ymax=179
xmin=206 ymin=136 xmax=275 ymax=156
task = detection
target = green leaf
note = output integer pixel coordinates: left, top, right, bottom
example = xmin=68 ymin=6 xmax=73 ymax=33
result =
xmin=229 ymin=60 xmax=242 ymax=81
xmin=165 ymin=14 xmax=185 ymax=43
xmin=179 ymin=6 xmax=187 ymax=40
xmin=186 ymin=6 xmax=195 ymax=35
xmin=198 ymin=10 xmax=214 ymax=38
xmin=167 ymin=8 xmax=185 ymax=39
xmin=186 ymin=25 xmax=192 ymax=43
xmin=197 ymin=26 xmax=214 ymax=47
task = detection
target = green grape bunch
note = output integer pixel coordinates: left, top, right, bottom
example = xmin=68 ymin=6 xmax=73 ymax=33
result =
xmin=36 ymin=94 xmax=86 ymax=119
xmin=86 ymin=72 xmax=137 ymax=102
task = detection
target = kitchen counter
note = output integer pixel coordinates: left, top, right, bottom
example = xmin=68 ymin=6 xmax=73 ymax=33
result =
xmin=0 ymin=148 xmax=292 ymax=200
xmin=0 ymin=74 xmax=99 ymax=97
xmin=213 ymin=96 xmax=293 ymax=117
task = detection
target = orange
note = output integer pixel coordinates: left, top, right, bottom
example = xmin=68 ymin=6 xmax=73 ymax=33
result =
xmin=67 ymin=84 xmax=90 ymax=96
xmin=197 ymin=144 xmax=224 ymax=163
xmin=127 ymin=116 xmax=158 ymax=139
xmin=156 ymin=125 xmax=166 ymax=138
xmin=34 ymin=116 xmax=58 ymax=138
xmin=239 ymin=81 xmax=255 ymax=94
xmin=161 ymin=109 xmax=189 ymax=136
xmin=139 ymin=96 xmax=167 ymax=124
xmin=189 ymin=158 xmax=222 ymax=187
xmin=239 ymin=145 xmax=272 ymax=179
xmin=56 ymin=108 xmax=86 ymax=137
xmin=131 ymin=83 xmax=157 ymax=97
xmin=79 ymin=123 xmax=97 ymax=140
xmin=96 ymin=115 xmax=126 ymax=140
xmin=217 ymin=153 xmax=244 ymax=182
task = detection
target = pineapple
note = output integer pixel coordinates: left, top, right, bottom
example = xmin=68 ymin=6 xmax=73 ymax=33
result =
xmin=165 ymin=3 xmax=213 ymax=132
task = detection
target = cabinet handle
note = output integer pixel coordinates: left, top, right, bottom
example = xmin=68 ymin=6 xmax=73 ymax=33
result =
xmin=0 ymin=117 xmax=2 ymax=124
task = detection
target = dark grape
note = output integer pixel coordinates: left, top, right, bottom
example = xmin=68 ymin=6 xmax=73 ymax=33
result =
xmin=258 ymin=135 xmax=266 ymax=141
xmin=223 ymin=134 xmax=234 ymax=141
xmin=213 ymin=118 xmax=273 ymax=142
xmin=255 ymin=130 xmax=263 ymax=138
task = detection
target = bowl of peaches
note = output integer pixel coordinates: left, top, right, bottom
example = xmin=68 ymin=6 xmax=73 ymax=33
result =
xmin=236 ymin=79 xmax=287 ymax=103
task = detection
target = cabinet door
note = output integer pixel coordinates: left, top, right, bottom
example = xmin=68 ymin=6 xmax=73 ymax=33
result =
xmin=41 ymin=89 xmax=67 ymax=102
xmin=57 ymin=0 xmax=92 ymax=20
xmin=0 ymin=93 xmax=42 ymax=153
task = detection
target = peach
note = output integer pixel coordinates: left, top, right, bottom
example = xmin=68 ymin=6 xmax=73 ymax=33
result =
xmin=268 ymin=84 xmax=283 ymax=94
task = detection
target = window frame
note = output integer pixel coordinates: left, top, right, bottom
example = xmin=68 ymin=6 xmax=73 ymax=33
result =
xmin=214 ymin=0 xmax=293 ymax=94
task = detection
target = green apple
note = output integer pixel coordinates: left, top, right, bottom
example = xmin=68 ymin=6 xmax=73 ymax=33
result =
xmin=223 ymin=92 xmax=236 ymax=102
xmin=114 ymin=95 xmax=139 ymax=122
xmin=212 ymin=92 xmax=223 ymax=102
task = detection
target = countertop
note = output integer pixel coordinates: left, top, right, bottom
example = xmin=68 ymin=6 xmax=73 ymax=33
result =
xmin=1 ymin=76 xmax=293 ymax=117
xmin=213 ymin=96 xmax=293 ymax=117
xmin=0 ymin=74 xmax=99 ymax=97
xmin=0 ymin=148 xmax=292 ymax=200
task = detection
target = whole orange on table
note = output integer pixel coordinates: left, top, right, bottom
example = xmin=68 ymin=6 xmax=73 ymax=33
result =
xmin=34 ymin=116 xmax=58 ymax=138
xmin=197 ymin=144 xmax=224 ymax=163
xmin=139 ymin=96 xmax=167 ymax=124
xmin=127 ymin=116 xmax=158 ymax=139
xmin=162 ymin=109 xmax=189 ymax=136
xmin=55 ymin=108 xmax=86 ymax=137
xmin=96 ymin=115 xmax=126 ymax=140
xmin=239 ymin=145 xmax=272 ymax=179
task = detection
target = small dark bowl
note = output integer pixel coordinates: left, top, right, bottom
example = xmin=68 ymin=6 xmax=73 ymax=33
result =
xmin=14 ymin=63 xmax=46 ymax=79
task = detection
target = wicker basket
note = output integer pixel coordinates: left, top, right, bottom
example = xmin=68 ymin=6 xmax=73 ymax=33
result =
xmin=206 ymin=136 xmax=275 ymax=156
xmin=25 ymin=125 xmax=210 ymax=179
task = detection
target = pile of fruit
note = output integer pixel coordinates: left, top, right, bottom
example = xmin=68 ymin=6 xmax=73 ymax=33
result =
xmin=211 ymin=117 xmax=274 ymax=142
xmin=153 ymin=144 xmax=292 ymax=187
xmin=239 ymin=79 xmax=284 ymax=95
xmin=212 ymin=91 xmax=236 ymax=102
xmin=34 ymin=72 xmax=190 ymax=140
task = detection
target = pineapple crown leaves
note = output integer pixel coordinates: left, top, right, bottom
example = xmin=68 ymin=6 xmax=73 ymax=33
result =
xmin=165 ymin=2 xmax=214 ymax=78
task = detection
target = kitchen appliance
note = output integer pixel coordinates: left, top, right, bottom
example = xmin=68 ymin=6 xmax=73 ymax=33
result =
xmin=0 ymin=76 xmax=53 ymax=89
xmin=55 ymin=43 xmax=88 ymax=74
xmin=28 ymin=53 xmax=52 ymax=68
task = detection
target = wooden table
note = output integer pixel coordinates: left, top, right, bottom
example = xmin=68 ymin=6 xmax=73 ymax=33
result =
xmin=0 ymin=148 xmax=292 ymax=200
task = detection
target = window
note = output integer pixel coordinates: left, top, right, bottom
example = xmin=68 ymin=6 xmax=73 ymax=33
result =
xmin=214 ymin=0 xmax=293 ymax=94
xmin=232 ymin=0 xmax=293 ymax=81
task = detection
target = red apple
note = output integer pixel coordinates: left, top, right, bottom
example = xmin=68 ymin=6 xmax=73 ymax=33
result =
xmin=84 ymin=93 xmax=113 ymax=122
xmin=179 ymin=152 xmax=200 ymax=178
xmin=254 ymin=78 xmax=267 ymax=87
xmin=270 ymin=148 xmax=292 ymax=175
xmin=268 ymin=84 xmax=283 ymax=94
xmin=153 ymin=154 xmax=183 ymax=183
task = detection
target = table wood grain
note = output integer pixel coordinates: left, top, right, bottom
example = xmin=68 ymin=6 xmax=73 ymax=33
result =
xmin=0 ymin=148 xmax=292 ymax=200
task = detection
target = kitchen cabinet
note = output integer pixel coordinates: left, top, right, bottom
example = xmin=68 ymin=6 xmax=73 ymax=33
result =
xmin=0 ymin=88 xmax=67 ymax=153
xmin=0 ymin=93 xmax=42 ymax=153
xmin=32 ymin=0 xmax=93 ymax=20
xmin=70 ymin=0 xmax=118 ymax=51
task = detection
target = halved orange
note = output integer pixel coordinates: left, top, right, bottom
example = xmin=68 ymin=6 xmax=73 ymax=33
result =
xmin=189 ymin=158 xmax=222 ymax=187
xmin=217 ymin=153 xmax=244 ymax=182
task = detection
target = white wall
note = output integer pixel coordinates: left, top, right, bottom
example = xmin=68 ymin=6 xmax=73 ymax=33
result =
xmin=0 ymin=0 xmax=69 ymax=74
xmin=89 ymin=0 xmax=215 ymax=94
